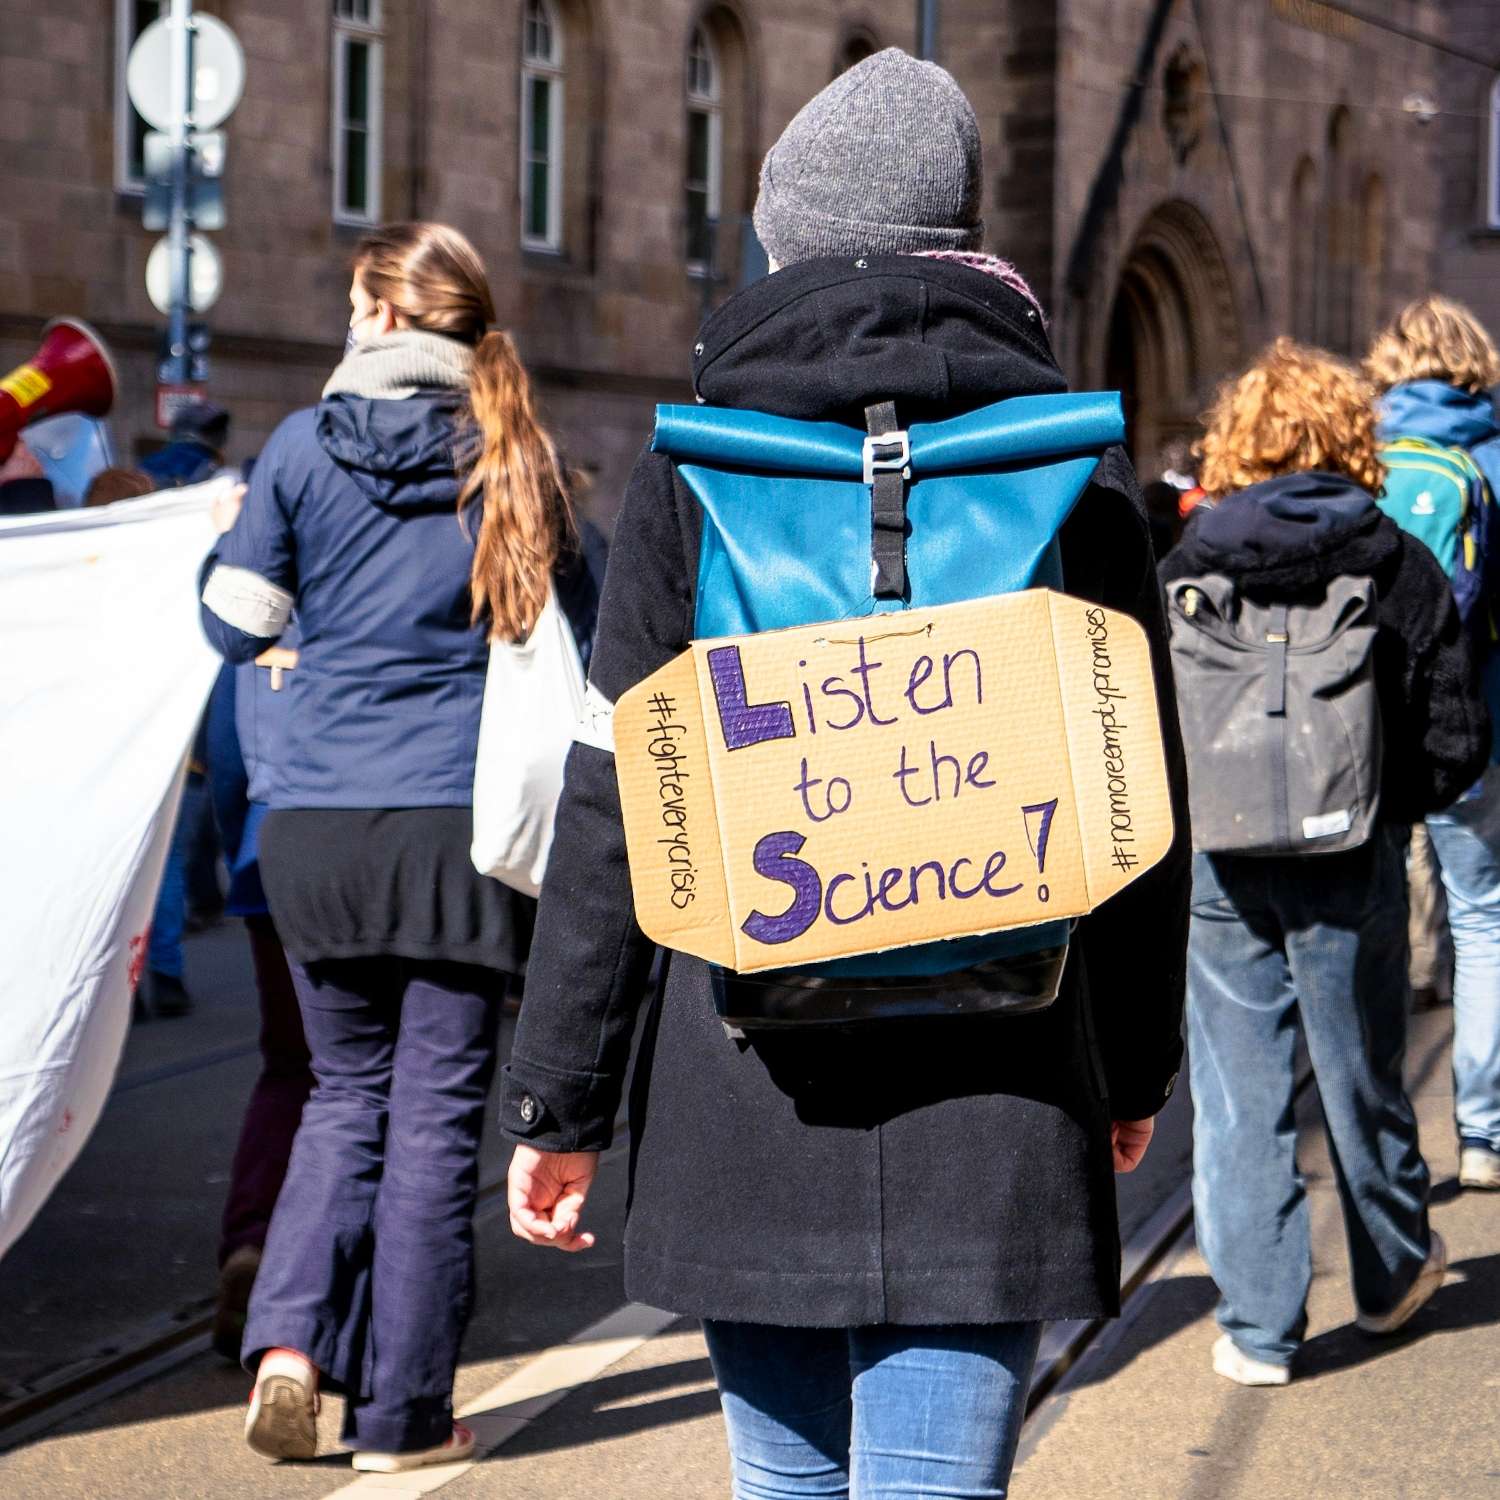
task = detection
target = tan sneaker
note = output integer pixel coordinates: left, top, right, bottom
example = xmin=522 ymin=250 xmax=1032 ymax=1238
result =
xmin=1460 ymin=1142 xmax=1500 ymax=1190
xmin=351 ymin=1421 xmax=476 ymax=1473
xmin=245 ymin=1348 xmax=319 ymax=1460
xmin=1211 ymin=1333 xmax=1290 ymax=1386
xmin=1356 ymin=1231 xmax=1447 ymax=1335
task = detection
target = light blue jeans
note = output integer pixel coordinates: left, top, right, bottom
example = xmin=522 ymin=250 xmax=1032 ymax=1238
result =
xmin=701 ymin=1320 xmax=1041 ymax=1500
xmin=1187 ymin=833 xmax=1432 ymax=1368
xmin=1426 ymin=766 xmax=1500 ymax=1149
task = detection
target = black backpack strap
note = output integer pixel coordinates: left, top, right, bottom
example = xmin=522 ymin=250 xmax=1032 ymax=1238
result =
xmin=865 ymin=401 xmax=909 ymax=600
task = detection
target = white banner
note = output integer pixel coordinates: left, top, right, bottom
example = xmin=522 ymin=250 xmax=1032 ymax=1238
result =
xmin=0 ymin=484 xmax=224 ymax=1259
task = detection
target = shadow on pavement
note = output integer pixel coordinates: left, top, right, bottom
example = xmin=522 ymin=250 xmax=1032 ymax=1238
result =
xmin=485 ymin=1353 xmax=722 ymax=1461
xmin=1063 ymin=1273 xmax=1221 ymax=1391
xmin=1296 ymin=1251 xmax=1500 ymax=1380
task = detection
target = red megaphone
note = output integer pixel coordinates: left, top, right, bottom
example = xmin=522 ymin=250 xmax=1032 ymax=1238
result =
xmin=0 ymin=318 xmax=118 ymax=462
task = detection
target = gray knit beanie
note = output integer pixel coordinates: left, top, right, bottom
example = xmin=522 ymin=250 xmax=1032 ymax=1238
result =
xmin=753 ymin=48 xmax=984 ymax=267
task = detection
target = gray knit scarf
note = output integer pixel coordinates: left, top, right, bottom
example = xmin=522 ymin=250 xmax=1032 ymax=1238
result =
xmin=322 ymin=329 xmax=474 ymax=400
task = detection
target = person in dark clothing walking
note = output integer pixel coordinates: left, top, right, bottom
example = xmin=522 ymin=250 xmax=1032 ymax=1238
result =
xmin=503 ymin=51 xmax=1190 ymax=1498
xmin=1160 ymin=340 xmax=1489 ymax=1387
xmin=201 ymin=632 xmax=315 ymax=1361
xmin=199 ymin=222 xmax=604 ymax=1473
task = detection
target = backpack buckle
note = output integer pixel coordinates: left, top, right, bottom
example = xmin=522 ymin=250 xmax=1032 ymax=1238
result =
xmin=863 ymin=429 xmax=910 ymax=485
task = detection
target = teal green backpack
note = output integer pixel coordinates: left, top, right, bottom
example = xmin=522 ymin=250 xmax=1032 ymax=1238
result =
xmin=1377 ymin=437 xmax=1491 ymax=624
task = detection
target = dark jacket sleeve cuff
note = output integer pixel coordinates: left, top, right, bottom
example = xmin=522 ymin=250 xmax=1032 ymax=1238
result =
xmin=1105 ymin=1035 xmax=1184 ymax=1121
xmin=497 ymin=1057 xmax=620 ymax=1152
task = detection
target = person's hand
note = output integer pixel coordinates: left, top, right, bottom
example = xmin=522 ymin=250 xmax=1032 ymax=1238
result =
xmin=210 ymin=482 xmax=246 ymax=534
xmin=507 ymin=1145 xmax=599 ymax=1251
xmin=0 ymin=438 xmax=44 ymax=484
xmin=1111 ymin=1116 xmax=1155 ymax=1173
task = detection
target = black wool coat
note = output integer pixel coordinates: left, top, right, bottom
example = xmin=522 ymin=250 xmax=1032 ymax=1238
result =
xmin=500 ymin=256 xmax=1193 ymax=1327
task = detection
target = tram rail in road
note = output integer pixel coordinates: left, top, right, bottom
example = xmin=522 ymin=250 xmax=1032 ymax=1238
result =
xmin=0 ymin=1146 xmax=1205 ymax=1453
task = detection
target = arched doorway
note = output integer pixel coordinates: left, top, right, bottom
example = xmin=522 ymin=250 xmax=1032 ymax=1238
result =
xmin=1104 ymin=201 xmax=1242 ymax=475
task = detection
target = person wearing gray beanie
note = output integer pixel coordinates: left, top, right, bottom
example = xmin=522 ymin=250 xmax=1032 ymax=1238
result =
xmin=752 ymin=47 xmax=984 ymax=267
xmin=504 ymin=41 xmax=1185 ymax=1500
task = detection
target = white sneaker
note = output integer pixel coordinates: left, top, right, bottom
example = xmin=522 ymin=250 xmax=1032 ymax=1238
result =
xmin=245 ymin=1349 xmax=319 ymax=1460
xmin=1211 ymin=1333 xmax=1290 ymax=1386
xmin=1355 ymin=1230 xmax=1447 ymax=1335
xmin=1460 ymin=1143 xmax=1500 ymax=1190
xmin=351 ymin=1421 xmax=476 ymax=1473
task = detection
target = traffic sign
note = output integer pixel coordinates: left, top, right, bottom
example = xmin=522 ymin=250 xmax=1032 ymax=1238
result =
xmin=127 ymin=13 xmax=245 ymax=132
xmin=145 ymin=234 xmax=223 ymax=314
xmin=142 ymin=130 xmax=225 ymax=231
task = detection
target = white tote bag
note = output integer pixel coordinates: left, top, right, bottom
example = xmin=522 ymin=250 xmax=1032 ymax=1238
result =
xmin=470 ymin=587 xmax=586 ymax=896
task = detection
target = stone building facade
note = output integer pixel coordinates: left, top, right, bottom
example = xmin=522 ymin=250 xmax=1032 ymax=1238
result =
xmin=1433 ymin=0 xmax=1500 ymax=344
xmin=0 ymin=0 xmax=1480 ymax=525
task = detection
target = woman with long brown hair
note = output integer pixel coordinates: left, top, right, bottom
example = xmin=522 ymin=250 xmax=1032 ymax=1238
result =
xmin=198 ymin=222 xmax=604 ymax=1471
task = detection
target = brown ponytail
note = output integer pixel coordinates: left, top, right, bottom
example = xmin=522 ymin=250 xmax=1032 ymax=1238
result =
xmin=351 ymin=221 xmax=574 ymax=643
xmin=462 ymin=330 xmax=575 ymax=642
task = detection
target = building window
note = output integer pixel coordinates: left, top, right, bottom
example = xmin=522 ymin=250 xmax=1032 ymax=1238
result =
xmin=685 ymin=26 xmax=722 ymax=271
xmin=1489 ymin=76 xmax=1500 ymax=229
xmin=1290 ymin=156 xmax=1319 ymax=342
xmin=332 ymin=0 xmax=383 ymax=225
xmin=521 ymin=0 xmax=565 ymax=249
xmin=115 ymin=0 xmax=166 ymax=192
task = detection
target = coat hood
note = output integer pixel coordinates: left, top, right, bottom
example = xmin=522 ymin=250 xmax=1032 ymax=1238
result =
xmin=691 ymin=254 xmax=1066 ymax=426
xmin=314 ymin=391 xmax=466 ymax=511
xmin=1163 ymin=470 xmax=1399 ymax=595
xmin=1378 ymin=380 xmax=1500 ymax=450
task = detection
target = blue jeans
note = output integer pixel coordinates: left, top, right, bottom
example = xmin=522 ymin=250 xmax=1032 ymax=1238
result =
xmin=146 ymin=772 xmax=208 ymax=979
xmin=1187 ymin=832 xmax=1432 ymax=1367
xmin=242 ymin=957 xmax=503 ymax=1453
xmin=701 ymin=1320 xmax=1041 ymax=1499
xmin=1426 ymin=767 xmax=1500 ymax=1149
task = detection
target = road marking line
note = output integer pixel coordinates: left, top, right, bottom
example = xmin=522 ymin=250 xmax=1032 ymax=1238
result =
xmin=318 ymin=1302 xmax=679 ymax=1497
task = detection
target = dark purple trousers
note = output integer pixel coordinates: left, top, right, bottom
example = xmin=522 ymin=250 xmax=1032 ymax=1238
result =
xmin=241 ymin=956 xmax=505 ymax=1454
xmin=219 ymin=915 xmax=315 ymax=1267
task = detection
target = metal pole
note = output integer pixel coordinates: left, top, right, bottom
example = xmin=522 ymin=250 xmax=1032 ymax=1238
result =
xmin=919 ymin=0 xmax=937 ymax=61
xmin=167 ymin=0 xmax=194 ymax=383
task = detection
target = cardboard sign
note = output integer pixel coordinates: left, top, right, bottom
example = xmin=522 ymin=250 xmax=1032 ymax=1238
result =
xmin=614 ymin=589 xmax=1174 ymax=974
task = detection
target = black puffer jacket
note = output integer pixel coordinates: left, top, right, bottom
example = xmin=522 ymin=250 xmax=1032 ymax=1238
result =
xmin=500 ymin=255 xmax=1192 ymax=1327
xmin=1161 ymin=471 xmax=1490 ymax=822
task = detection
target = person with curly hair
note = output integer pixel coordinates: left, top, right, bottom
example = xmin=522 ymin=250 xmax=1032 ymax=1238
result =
xmin=1159 ymin=339 xmax=1489 ymax=1386
xmin=1368 ymin=296 xmax=1500 ymax=1191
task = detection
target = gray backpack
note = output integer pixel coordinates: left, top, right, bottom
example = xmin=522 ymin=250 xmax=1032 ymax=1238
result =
xmin=1166 ymin=573 xmax=1381 ymax=855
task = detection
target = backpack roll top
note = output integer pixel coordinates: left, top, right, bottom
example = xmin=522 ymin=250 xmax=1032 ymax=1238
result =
xmin=640 ymin=391 xmax=1131 ymax=1026
xmin=1168 ymin=573 xmax=1381 ymax=856
xmin=652 ymin=391 xmax=1125 ymax=639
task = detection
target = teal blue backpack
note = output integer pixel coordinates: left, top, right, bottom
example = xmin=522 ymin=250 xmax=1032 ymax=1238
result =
xmin=1377 ymin=436 xmax=1494 ymax=627
xmin=648 ymin=390 xmax=1127 ymax=1026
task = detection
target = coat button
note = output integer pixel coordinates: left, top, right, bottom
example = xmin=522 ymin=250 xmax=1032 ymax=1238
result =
xmin=1163 ymin=1071 xmax=1179 ymax=1100
xmin=693 ymin=341 xmax=704 ymax=356
xmin=519 ymin=1094 xmax=538 ymax=1124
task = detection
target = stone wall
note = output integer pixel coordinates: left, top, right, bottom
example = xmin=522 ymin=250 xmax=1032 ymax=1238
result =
xmin=1042 ymin=0 xmax=1442 ymax=475
xmin=0 ymin=0 xmax=917 ymax=528
xmin=0 ymin=0 xmax=1480 ymax=512
xmin=1434 ymin=0 xmax=1500 ymax=343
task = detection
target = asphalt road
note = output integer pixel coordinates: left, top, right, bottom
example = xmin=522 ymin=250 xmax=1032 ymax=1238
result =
xmin=1013 ymin=1007 xmax=1500 ymax=1500
xmin=7 ymin=965 xmax=1485 ymax=1500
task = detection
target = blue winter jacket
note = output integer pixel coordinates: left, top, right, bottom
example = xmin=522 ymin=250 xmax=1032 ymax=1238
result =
xmin=1378 ymin=379 xmax=1500 ymax=497
xmin=199 ymin=392 xmax=493 ymax=809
